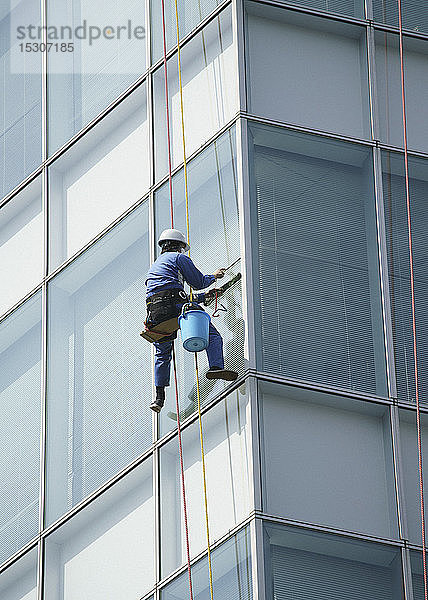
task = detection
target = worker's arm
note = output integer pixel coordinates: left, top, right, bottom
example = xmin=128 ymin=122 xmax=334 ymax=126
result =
xmin=177 ymin=254 xmax=216 ymax=290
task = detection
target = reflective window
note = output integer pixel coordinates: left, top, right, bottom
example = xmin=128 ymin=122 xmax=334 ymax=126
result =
xmin=46 ymin=200 xmax=152 ymax=526
xmin=263 ymin=523 xmax=404 ymax=599
xmin=0 ymin=293 xmax=42 ymax=565
xmin=0 ymin=547 xmax=38 ymax=599
xmin=373 ymin=0 xmax=428 ymax=34
xmin=261 ymin=382 xmax=398 ymax=539
xmin=47 ymin=0 xmax=147 ymax=154
xmin=249 ymin=122 xmax=387 ymax=396
xmin=154 ymin=128 xmax=244 ymax=435
xmin=153 ymin=7 xmax=237 ymax=181
xmin=0 ymin=177 xmax=43 ymax=318
xmin=151 ymin=0 xmax=223 ymax=64
xmin=410 ymin=550 xmax=426 ymax=600
xmin=398 ymin=409 xmax=428 ymax=545
xmin=160 ymin=393 xmax=251 ymax=578
xmin=45 ymin=458 xmax=154 ymax=600
xmin=375 ymin=32 xmax=428 ymax=154
xmin=161 ymin=527 xmax=252 ymax=600
xmin=1 ymin=1 xmax=42 ymax=199
xmin=382 ymin=151 xmax=428 ymax=404
xmin=48 ymin=83 xmax=149 ymax=271
xmin=246 ymin=4 xmax=370 ymax=139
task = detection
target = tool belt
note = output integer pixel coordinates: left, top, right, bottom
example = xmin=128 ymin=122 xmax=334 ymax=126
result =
xmin=140 ymin=289 xmax=188 ymax=343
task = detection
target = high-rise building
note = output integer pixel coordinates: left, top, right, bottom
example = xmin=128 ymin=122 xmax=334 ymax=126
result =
xmin=1 ymin=0 xmax=428 ymax=598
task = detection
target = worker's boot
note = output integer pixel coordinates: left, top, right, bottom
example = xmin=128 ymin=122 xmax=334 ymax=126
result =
xmin=206 ymin=366 xmax=238 ymax=381
xmin=150 ymin=387 xmax=165 ymax=413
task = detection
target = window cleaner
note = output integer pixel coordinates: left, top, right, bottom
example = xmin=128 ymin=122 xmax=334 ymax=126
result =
xmin=142 ymin=228 xmax=239 ymax=413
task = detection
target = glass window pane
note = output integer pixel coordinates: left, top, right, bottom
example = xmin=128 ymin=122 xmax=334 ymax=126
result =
xmin=263 ymin=523 xmax=404 ymax=600
xmin=249 ymin=122 xmax=387 ymax=396
xmin=373 ymin=0 xmax=428 ymax=34
xmin=150 ymin=0 xmax=222 ymax=64
xmin=375 ymin=32 xmax=428 ymax=154
xmin=1 ymin=2 xmax=42 ymax=200
xmin=0 ymin=293 xmax=42 ymax=565
xmin=161 ymin=527 xmax=252 ymax=600
xmin=46 ymin=201 xmax=152 ymax=526
xmin=48 ymin=83 xmax=149 ymax=271
xmin=0 ymin=177 xmax=43 ymax=317
xmin=44 ymin=458 xmax=154 ymax=600
xmin=0 ymin=547 xmax=38 ymax=600
xmin=410 ymin=550 xmax=425 ymax=600
xmin=382 ymin=151 xmax=428 ymax=404
xmin=154 ymin=7 xmax=237 ymax=181
xmin=154 ymin=128 xmax=244 ymax=436
xmin=398 ymin=409 xmax=428 ymax=545
xmin=160 ymin=393 xmax=251 ymax=578
xmin=261 ymin=382 xmax=398 ymax=539
xmin=47 ymin=0 xmax=147 ymax=154
xmin=246 ymin=4 xmax=370 ymax=139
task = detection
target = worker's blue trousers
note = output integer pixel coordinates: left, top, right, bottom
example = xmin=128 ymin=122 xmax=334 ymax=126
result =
xmin=154 ymin=321 xmax=224 ymax=387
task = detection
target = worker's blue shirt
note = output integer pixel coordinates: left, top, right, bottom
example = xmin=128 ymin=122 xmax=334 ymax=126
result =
xmin=145 ymin=252 xmax=215 ymax=300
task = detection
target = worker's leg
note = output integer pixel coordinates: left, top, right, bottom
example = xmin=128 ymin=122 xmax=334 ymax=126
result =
xmin=154 ymin=339 xmax=174 ymax=387
xmin=206 ymin=322 xmax=224 ymax=369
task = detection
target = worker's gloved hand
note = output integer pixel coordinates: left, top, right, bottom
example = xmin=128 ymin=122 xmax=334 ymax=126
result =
xmin=213 ymin=268 xmax=226 ymax=279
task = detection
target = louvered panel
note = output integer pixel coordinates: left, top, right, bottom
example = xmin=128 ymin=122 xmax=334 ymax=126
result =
xmin=272 ymin=544 xmax=394 ymax=600
xmin=383 ymin=155 xmax=428 ymax=404
xmin=254 ymin=144 xmax=381 ymax=395
xmin=373 ymin=0 xmax=428 ymax=34
xmin=272 ymin=0 xmax=361 ymax=18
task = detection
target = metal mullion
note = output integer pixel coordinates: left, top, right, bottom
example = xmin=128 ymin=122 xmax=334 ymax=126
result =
xmin=366 ymin=24 xmax=380 ymax=142
xmin=37 ymin=538 xmax=44 ymax=600
xmin=232 ymin=0 xmax=247 ymax=113
xmin=402 ymin=546 xmax=415 ymax=600
xmin=391 ymin=405 xmax=410 ymax=542
xmin=247 ymin=376 xmax=262 ymax=512
xmin=235 ymin=117 xmax=257 ymax=370
xmin=38 ymin=281 xmax=48 ymax=538
xmin=373 ymin=145 xmax=398 ymax=399
xmin=153 ymin=445 xmax=161 ymax=592
xmin=252 ymin=515 xmax=266 ymax=600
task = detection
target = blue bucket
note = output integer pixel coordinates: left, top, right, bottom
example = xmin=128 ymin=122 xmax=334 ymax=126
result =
xmin=179 ymin=306 xmax=210 ymax=352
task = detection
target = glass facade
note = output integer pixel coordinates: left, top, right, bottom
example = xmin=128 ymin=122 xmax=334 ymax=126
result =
xmin=2 ymin=0 xmax=428 ymax=597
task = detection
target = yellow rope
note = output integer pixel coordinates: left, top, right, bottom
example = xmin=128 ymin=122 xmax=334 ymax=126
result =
xmin=173 ymin=4 xmax=214 ymax=599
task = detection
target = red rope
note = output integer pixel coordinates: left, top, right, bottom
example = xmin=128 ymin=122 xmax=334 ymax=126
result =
xmin=397 ymin=2 xmax=427 ymax=594
xmin=160 ymin=3 xmax=192 ymax=596
xmin=172 ymin=346 xmax=193 ymax=599
xmin=160 ymin=0 xmax=174 ymax=226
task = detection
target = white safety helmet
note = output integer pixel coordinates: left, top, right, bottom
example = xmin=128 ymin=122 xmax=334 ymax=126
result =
xmin=157 ymin=228 xmax=190 ymax=251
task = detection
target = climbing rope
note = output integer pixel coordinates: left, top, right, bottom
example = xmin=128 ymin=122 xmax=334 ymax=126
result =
xmin=397 ymin=1 xmax=427 ymax=595
xmin=160 ymin=1 xmax=193 ymax=597
xmin=173 ymin=2 xmax=215 ymax=599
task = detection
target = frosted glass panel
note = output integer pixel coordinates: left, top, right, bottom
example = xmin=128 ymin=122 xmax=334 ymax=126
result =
xmin=246 ymin=4 xmax=370 ymax=139
xmin=154 ymin=7 xmax=237 ymax=180
xmin=0 ymin=547 xmax=38 ymax=600
xmin=0 ymin=294 xmax=41 ymax=565
xmin=161 ymin=527 xmax=252 ymax=600
xmin=0 ymin=177 xmax=43 ymax=317
xmin=1 ymin=1 xmax=42 ymax=199
xmin=46 ymin=201 xmax=152 ymax=525
xmin=45 ymin=459 xmax=154 ymax=600
xmin=49 ymin=83 xmax=149 ymax=271
xmin=155 ymin=128 xmax=245 ymax=435
xmin=150 ymin=0 xmax=222 ymax=63
xmin=375 ymin=32 xmax=428 ymax=154
xmin=48 ymin=0 xmax=147 ymax=154
xmin=160 ymin=392 xmax=251 ymax=578
xmin=261 ymin=382 xmax=398 ymax=539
